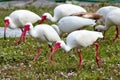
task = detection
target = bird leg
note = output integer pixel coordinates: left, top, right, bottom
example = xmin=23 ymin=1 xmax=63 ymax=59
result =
xmin=48 ymin=43 xmax=55 ymax=61
xmin=113 ymin=26 xmax=119 ymax=42
xmin=49 ymin=46 xmax=55 ymax=63
xmin=102 ymin=31 xmax=106 ymax=40
xmin=15 ymin=28 xmax=25 ymax=45
xmin=118 ymin=27 xmax=120 ymax=39
xmin=33 ymin=47 xmax=40 ymax=61
xmin=77 ymin=49 xmax=83 ymax=68
xmin=93 ymin=42 xmax=101 ymax=68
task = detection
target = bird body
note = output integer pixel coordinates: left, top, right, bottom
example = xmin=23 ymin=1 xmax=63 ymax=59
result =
xmin=57 ymin=30 xmax=103 ymax=51
xmin=40 ymin=4 xmax=87 ymax=23
xmin=52 ymin=16 xmax=96 ymax=35
xmin=105 ymin=9 xmax=120 ymax=27
xmin=5 ymin=10 xmax=41 ymax=29
xmin=50 ymin=30 xmax=103 ymax=67
xmin=28 ymin=24 xmax=61 ymax=43
xmin=96 ymin=6 xmax=119 ymax=24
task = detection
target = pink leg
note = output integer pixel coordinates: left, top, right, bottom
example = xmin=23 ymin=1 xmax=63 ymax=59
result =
xmin=33 ymin=47 xmax=40 ymax=61
xmin=113 ymin=26 xmax=119 ymax=42
xmin=77 ymin=49 xmax=82 ymax=68
xmin=15 ymin=28 xmax=24 ymax=45
xmin=93 ymin=42 xmax=101 ymax=68
xmin=49 ymin=46 xmax=55 ymax=62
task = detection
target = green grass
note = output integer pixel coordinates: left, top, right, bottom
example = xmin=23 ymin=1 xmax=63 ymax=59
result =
xmin=0 ymin=3 xmax=120 ymax=80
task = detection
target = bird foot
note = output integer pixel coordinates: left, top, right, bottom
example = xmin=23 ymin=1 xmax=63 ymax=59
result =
xmin=32 ymin=59 xmax=36 ymax=62
xmin=118 ymin=34 xmax=120 ymax=39
xmin=14 ymin=40 xmax=21 ymax=46
xmin=32 ymin=56 xmax=38 ymax=62
xmin=97 ymin=59 xmax=102 ymax=68
xmin=102 ymin=37 xmax=106 ymax=40
xmin=112 ymin=38 xmax=119 ymax=43
xmin=78 ymin=64 xmax=82 ymax=69
xmin=49 ymin=60 xmax=56 ymax=64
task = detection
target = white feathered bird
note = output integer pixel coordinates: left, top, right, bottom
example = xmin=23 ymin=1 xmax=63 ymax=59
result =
xmin=96 ymin=6 xmax=119 ymax=25
xmin=51 ymin=16 xmax=96 ymax=36
xmin=20 ymin=23 xmax=61 ymax=61
xmin=49 ymin=30 xmax=103 ymax=68
xmin=39 ymin=4 xmax=87 ymax=23
xmin=4 ymin=10 xmax=41 ymax=42
xmin=95 ymin=8 xmax=120 ymax=42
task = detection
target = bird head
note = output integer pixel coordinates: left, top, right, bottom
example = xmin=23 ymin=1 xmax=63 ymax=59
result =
xmin=4 ymin=17 xmax=10 ymax=40
xmin=39 ymin=14 xmax=47 ymax=24
xmin=49 ymin=41 xmax=62 ymax=60
xmin=53 ymin=40 xmax=65 ymax=51
xmin=54 ymin=41 xmax=61 ymax=50
xmin=94 ymin=25 xmax=106 ymax=32
xmin=24 ymin=23 xmax=31 ymax=31
xmin=20 ymin=23 xmax=31 ymax=42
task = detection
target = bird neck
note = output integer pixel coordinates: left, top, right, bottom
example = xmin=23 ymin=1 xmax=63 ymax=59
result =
xmin=29 ymin=26 xmax=37 ymax=38
xmin=61 ymin=42 xmax=71 ymax=52
xmin=9 ymin=19 xmax=17 ymax=29
xmin=47 ymin=13 xmax=58 ymax=22
xmin=51 ymin=24 xmax=61 ymax=36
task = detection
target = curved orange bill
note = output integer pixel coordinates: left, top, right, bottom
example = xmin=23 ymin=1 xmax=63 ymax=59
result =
xmin=39 ymin=16 xmax=47 ymax=24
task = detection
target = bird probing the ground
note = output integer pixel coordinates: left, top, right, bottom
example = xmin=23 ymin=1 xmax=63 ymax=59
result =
xmin=49 ymin=30 xmax=103 ymax=68
xmin=19 ymin=23 xmax=61 ymax=62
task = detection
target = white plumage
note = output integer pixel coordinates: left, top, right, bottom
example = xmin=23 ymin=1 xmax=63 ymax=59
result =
xmin=95 ymin=8 xmax=120 ymax=42
xmin=4 ymin=10 xmax=41 ymax=40
xmin=52 ymin=16 xmax=96 ymax=36
xmin=20 ymin=23 xmax=61 ymax=61
xmin=50 ymin=30 xmax=103 ymax=68
xmin=40 ymin=4 xmax=87 ymax=23
xmin=96 ymin=6 xmax=119 ymax=25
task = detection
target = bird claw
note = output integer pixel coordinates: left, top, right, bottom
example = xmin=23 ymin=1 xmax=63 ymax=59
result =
xmin=97 ymin=59 xmax=102 ymax=68
xmin=14 ymin=40 xmax=21 ymax=46
xmin=32 ymin=56 xmax=37 ymax=62
xmin=49 ymin=60 xmax=56 ymax=64
xmin=32 ymin=59 xmax=36 ymax=62
xmin=78 ymin=64 xmax=82 ymax=69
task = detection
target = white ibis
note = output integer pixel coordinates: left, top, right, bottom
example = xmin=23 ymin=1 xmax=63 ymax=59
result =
xmin=49 ymin=30 xmax=103 ymax=68
xmin=39 ymin=4 xmax=87 ymax=23
xmin=95 ymin=8 xmax=120 ymax=42
xmin=51 ymin=16 xmax=96 ymax=36
xmin=96 ymin=6 xmax=119 ymax=25
xmin=20 ymin=23 xmax=61 ymax=61
xmin=4 ymin=10 xmax=41 ymax=43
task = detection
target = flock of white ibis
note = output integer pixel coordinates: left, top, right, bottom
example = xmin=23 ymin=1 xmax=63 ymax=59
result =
xmin=3 ymin=3 xmax=120 ymax=68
